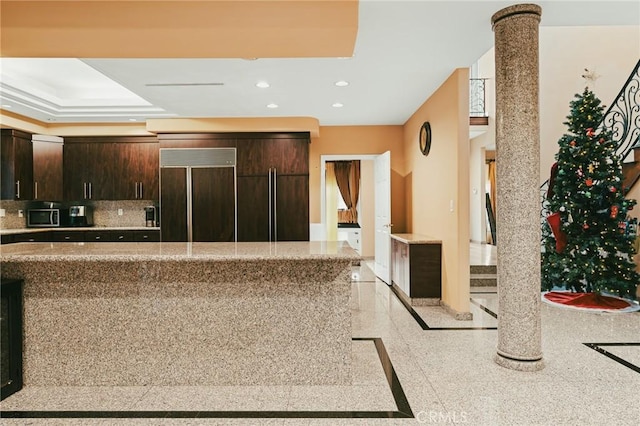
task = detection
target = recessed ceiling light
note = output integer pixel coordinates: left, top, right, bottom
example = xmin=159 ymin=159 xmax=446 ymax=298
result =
xmin=129 ymin=118 xmax=137 ymax=122
xmin=335 ymin=80 xmax=349 ymax=87
xmin=2 ymin=104 xmax=12 ymax=109
xmin=256 ymin=81 xmax=270 ymax=88
xmin=267 ymin=103 xmax=278 ymax=109
xmin=332 ymin=102 xmax=344 ymax=108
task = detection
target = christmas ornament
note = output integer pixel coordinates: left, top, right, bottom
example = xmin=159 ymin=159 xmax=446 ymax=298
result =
xmin=547 ymin=212 xmax=567 ymax=253
xmin=599 ymin=138 xmax=605 ymax=144
xmin=611 ymin=205 xmax=619 ymax=218
xmin=585 ymin=191 xmax=592 ymax=198
xmin=583 ymin=223 xmax=590 ymax=230
xmin=577 ymin=168 xmax=583 ymax=177
xmin=609 ymin=186 xmax=617 ymax=193
xmin=586 ymin=178 xmax=593 ymax=187
xmin=586 ymin=128 xmax=595 ymax=137
xmin=570 ymin=140 xmax=576 ymax=147
xmin=588 ymin=164 xmax=595 ymax=173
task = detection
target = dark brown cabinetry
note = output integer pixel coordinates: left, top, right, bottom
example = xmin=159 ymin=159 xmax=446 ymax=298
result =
xmin=63 ymin=137 xmax=159 ymax=201
xmin=32 ymin=140 xmax=63 ymax=201
xmin=1 ymin=129 xmax=33 ymax=200
xmin=158 ymin=133 xmax=309 ymax=243
xmin=390 ymin=235 xmax=442 ymax=302
xmin=1 ymin=229 xmax=160 ymax=244
xmin=1 ymin=278 xmax=23 ymax=401
xmin=236 ymin=133 xmax=310 ymax=242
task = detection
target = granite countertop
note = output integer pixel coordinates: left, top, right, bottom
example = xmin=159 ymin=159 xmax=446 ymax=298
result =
xmin=0 ymin=227 xmax=160 ymax=236
xmin=0 ymin=241 xmax=361 ymax=262
xmin=390 ymin=233 xmax=442 ymax=244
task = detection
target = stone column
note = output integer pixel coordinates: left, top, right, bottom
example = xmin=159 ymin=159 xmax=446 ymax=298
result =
xmin=491 ymin=4 xmax=544 ymax=371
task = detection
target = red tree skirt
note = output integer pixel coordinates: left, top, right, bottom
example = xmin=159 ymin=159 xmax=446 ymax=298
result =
xmin=543 ymin=291 xmax=632 ymax=310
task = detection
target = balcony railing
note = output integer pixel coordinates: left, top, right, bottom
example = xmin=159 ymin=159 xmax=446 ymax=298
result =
xmin=470 ymin=78 xmax=488 ymax=118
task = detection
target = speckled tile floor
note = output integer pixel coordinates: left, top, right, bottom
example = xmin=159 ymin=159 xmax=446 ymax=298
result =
xmin=2 ymin=261 xmax=639 ymax=425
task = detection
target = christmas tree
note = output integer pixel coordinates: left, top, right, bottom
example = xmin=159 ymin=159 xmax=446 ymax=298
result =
xmin=542 ymin=86 xmax=639 ymax=299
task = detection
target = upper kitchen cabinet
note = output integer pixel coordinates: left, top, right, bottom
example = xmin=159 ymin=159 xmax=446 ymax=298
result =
xmin=158 ymin=133 xmax=236 ymax=149
xmin=32 ymin=138 xmax=63 ymax=201
xmin=236 ymin=133 xmax=309 ymax=176
xmin=63 ymin=136 xmax=159 ymax=201
xmin=1 ymin=129 xmax=33 ymax=200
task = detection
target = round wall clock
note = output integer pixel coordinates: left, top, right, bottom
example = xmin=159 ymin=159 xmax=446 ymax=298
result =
xmin=419 ymin=121 xmax=432 ymax=156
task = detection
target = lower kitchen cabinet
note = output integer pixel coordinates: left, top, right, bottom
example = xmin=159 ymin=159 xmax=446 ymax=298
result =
xmin=1 ymin=230 xmax=160 ymax=244
xmin=1 ymin=278 xmax=23 ymax=401
xmin=390 ymin=234 xmax=442 ymax=303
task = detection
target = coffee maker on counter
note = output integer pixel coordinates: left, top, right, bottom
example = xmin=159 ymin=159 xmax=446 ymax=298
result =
xmin=144 ymin=205 xmax=159 ymax=227
xmin=68 ymin=205 xmax=94 ymax=227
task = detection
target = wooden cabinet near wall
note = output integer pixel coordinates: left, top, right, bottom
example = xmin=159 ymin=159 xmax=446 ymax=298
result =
xmin=32 ymin=139 xmax=63 ymax=201
xmin=390 ymin=234 xmax=442 ymax=304
xmin=63 ymin=136 xmax=159 ymax=201
xmin=1 ymin=129 xmax=33 ymax=200
xmin=236 ymin=133 xmax=310 ymax=242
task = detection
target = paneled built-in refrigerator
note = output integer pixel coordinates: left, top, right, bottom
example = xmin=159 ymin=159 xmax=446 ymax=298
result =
xmin=159 ymin=148 xmax=236 ymax=242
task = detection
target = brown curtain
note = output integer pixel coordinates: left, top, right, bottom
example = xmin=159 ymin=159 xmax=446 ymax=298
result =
xmin=349 ymin=161 xmax=360 ymax=223
xmin=333 ymin=161 xmax=361 ymax=223
xmin=487 ymin=160 xmax=497 ymax=217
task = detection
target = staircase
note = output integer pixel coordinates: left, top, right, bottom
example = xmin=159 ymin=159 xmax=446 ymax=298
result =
xmin=622 ymin=144 xmax=640 ymax=194
xmin=470 ymin=264 xmax=497 ymax=287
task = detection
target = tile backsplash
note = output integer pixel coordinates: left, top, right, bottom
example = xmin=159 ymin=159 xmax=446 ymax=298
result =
xmin=0 ymin=200 xmax=156 ymax=229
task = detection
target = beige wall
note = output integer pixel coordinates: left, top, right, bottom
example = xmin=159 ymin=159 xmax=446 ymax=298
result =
xmin=403 ymin=68 xmax=470 ymax=314
xmin=309 ymin=126 xmax=406 ymax=232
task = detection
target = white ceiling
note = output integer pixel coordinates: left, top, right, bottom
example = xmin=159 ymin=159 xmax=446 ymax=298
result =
xmin=1 ymin=1 xmax=638 ymax=126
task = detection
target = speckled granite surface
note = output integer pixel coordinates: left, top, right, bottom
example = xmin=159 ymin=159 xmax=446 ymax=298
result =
xmin=390 ymin=233 xmax=442 ymax=245
xmin=1 ymin=241 xmax=358 ymax=386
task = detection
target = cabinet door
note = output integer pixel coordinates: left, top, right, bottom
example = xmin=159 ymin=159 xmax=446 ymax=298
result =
xmin=14 ymin=134 xmax=33 ymax=200
xmin=237 ymin=176 xmax=269 ymax=242
xmin=236 ymin=137 xmax=268 ymax=176
xmin=269 ymin=137 xmax=309 ymax=175
xmin=1 ymin=130 xmax=33 ymax=200
xmin=136 ymin=143 xmax=159 ymax=201
xmin=160 ymin=168 xmax=187 ymax=242
xmin=275 ymin=175 xmax=309 ymax=241
xmin=32 ymin=141 xmax=63 ymax=201
xmin=192 ymin=168 xmax=235 ymax=242
xmin=63 ymin=143 xmax=89 ymax=201
xmin=86 ymin=143 xmax=116 ymax=200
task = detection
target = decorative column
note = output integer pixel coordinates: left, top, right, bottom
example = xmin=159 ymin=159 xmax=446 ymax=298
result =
xmin=491 ymin=4 xmax=544 ymax=371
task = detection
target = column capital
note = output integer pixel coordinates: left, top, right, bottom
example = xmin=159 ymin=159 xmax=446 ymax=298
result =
xmin=492 ymin=3 xmax=542 ymax=30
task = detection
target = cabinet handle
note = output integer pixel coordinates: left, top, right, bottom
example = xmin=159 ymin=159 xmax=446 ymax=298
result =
xmin=34 ymin=182 xmax=38 ymax=200
xmin=64 ymin=236 xmax=71 ymax=240
xmin=118 ymin=235 xmax=124 ymax=240
xmin=89 ymin=182 xmax=92 ymax=199
xmin=139 ymin=182 xmax=143 ymax=199
xmin=84 ymin=182 xmax=87 ymax=199
xmin=135 ymin=182 xmax=138 ymax=199
xmin=15 ymin=180 xmax=20 ymax=199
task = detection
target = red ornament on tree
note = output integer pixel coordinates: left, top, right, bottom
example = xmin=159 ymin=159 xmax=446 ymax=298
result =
xmin=586 ymin=128 xmax=595 ymax=137
xmin=585 ymin=178 xmax=593 ymax=187
xmin=570 ymin=140 xmax=576 ymax=147
xmin=610 ymin=205 xmax=619 ymax=218
xmin=599 ymin=137 xmax=605 ymax=144
xmin=583 ymin=223 xmax=590 ymax=230
xmin=609 ymin=186 xmax=617 ymax=193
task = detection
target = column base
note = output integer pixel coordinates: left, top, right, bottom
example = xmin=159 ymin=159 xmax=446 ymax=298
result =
xmin=494 ymin=352 xmax=544 ymax=372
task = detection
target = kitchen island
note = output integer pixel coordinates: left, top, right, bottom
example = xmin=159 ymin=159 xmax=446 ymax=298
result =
xmin=0 ymin=241 xmax=358 ymax=387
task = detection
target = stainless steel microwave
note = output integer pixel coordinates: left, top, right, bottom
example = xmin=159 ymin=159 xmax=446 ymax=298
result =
xmin=27 ymin=208 xmax=62 ymax=227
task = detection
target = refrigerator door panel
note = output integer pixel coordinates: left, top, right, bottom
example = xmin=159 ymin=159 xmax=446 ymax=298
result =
xmin=160 ymin=168 xmax=188 ymax=242
xmin=192 ymin=168 xmax=235 ymax=242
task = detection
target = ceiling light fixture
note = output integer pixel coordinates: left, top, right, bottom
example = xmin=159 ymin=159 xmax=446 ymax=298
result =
xmin=267 ymin=103 xmax=278 ymax=109
xmin=129 ymin=118 xmax=137 ymax=122
xmin=256 ymin=81 xmax=270 ymax=88
xmin=2 ymin=104 xmax=12 ymax=108
xmin=335 ymin=80 xmax=349 ymax=87
xmin=332 ymin=102 xmax=344 ymax=108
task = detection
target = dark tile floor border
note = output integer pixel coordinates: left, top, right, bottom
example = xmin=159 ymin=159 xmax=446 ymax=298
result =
xmin=583 ymin=342 xmax=640 ymax=374
xmin=388 ymin=284 xmax=497 ymax=330
xmin=1 ymin=338 xmax=414 ymax=419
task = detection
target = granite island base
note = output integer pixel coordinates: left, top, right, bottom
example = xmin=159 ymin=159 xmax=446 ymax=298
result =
xmin=0 ymin=242 xmax=358 ymax=387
